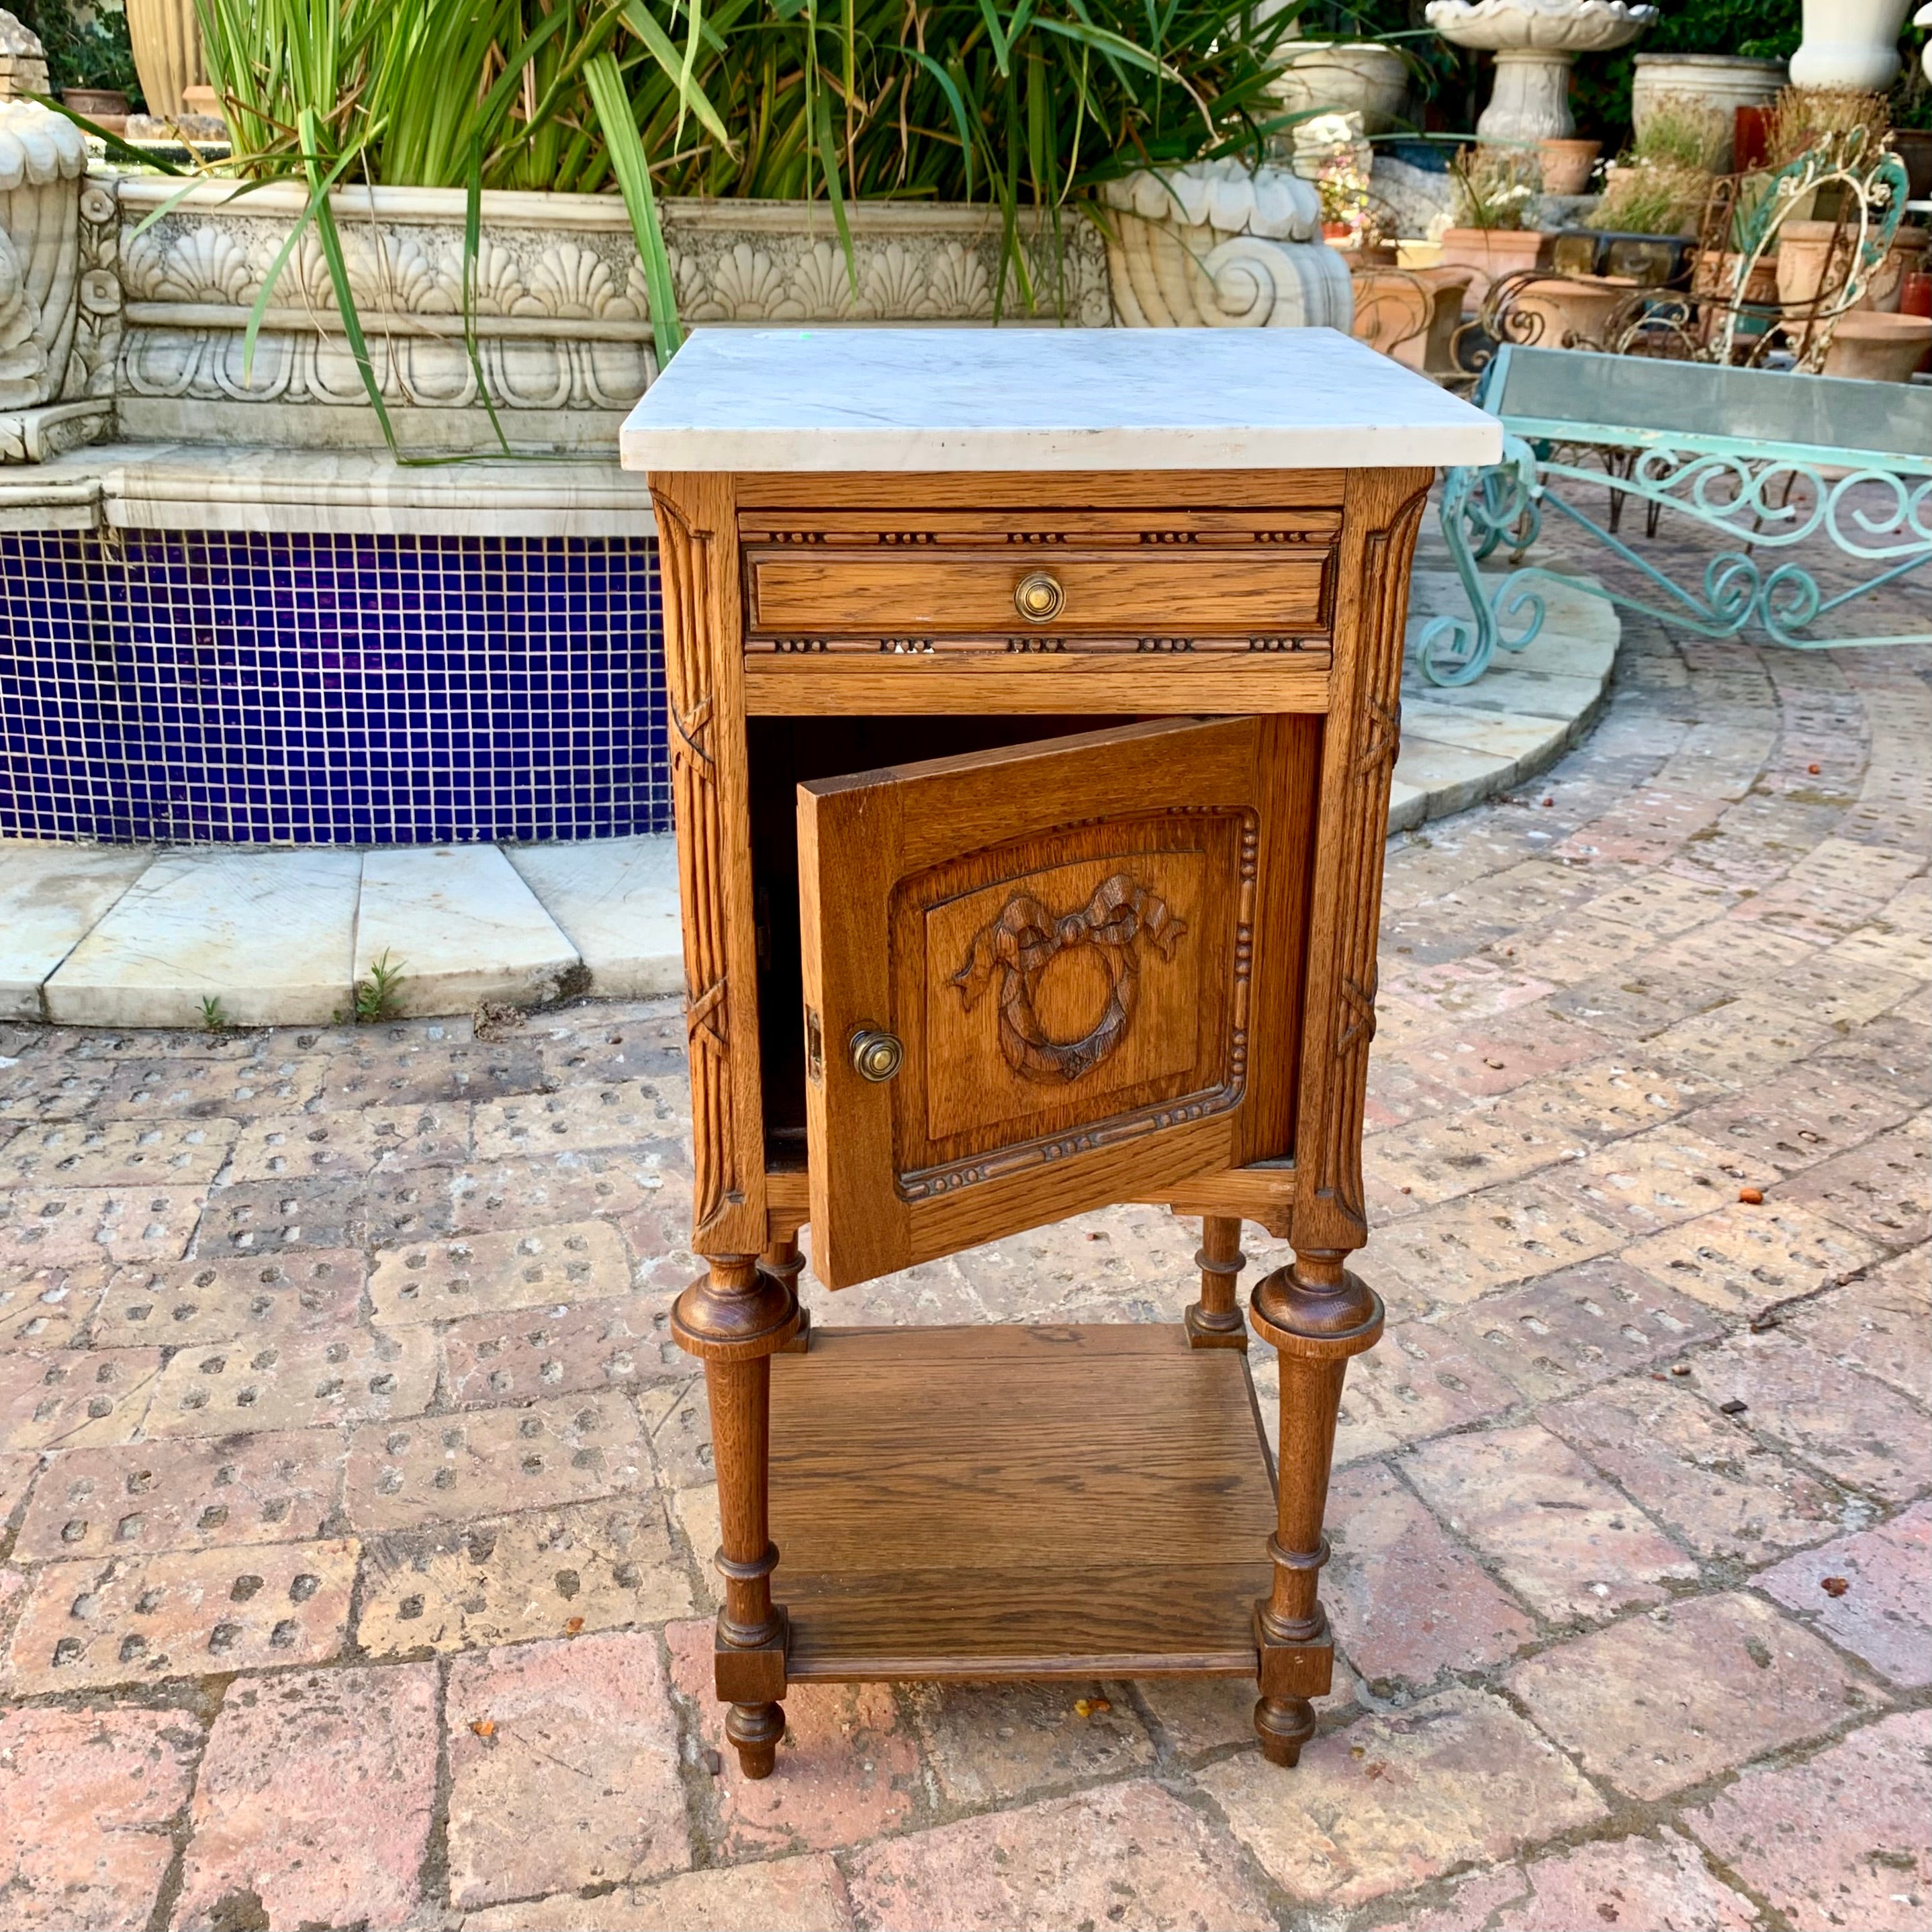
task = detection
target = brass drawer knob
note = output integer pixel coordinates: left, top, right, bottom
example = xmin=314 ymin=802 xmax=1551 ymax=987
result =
xmin=1014 ymin=570 xmax=1064 ymax=623
xmin=849 ymin=1029 xmax=905 ymax=1083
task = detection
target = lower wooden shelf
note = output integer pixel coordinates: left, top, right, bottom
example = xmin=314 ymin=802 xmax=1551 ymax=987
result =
xmin=768 ymin=1322 xmax=1277 ymax=1682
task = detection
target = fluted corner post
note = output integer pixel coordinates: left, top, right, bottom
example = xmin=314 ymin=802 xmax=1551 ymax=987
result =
xmin=1247 ymin=1248 xmax=1384 ymax=1767
xmin=1184 ymin=1215 xmax=1250 ymax=1350
xmin=671 ymin=1254 xmax=802 ymax=1778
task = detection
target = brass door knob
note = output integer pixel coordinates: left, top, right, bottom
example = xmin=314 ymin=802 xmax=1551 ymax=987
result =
xmin=849 ymin=1029 xmax=905 ymax=1082
xmin=1013 ymin=570 xmax=1065 ymax=623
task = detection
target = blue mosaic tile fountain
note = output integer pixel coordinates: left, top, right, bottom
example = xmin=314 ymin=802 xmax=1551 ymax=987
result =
xmin=0 ymin=530 xmax=670 ymax=843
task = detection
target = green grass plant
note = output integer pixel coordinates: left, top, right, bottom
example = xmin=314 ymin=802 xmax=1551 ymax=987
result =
xmin=56 ymin=0 xmax=1313 ymax=448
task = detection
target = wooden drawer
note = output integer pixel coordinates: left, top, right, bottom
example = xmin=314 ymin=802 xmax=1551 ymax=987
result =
xmin=739 ymin=507 xmax=1336 ymax=649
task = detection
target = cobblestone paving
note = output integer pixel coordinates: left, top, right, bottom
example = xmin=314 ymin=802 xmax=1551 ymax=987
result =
xmin=0 ymin=622 xmax=1927 ymax=1931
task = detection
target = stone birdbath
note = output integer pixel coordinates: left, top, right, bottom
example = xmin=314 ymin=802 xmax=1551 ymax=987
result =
xmin=1426 ymin=0 xmax=1657 ymax=142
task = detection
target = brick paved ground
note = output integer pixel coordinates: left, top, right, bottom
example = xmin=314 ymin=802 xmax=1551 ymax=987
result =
xmin=0 ymin=591 xmax=1927 ymax=1929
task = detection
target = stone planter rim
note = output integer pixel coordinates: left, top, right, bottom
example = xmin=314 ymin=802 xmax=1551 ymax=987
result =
xmin=112 ymin=174 xmax=1049 ymax=238
xmin=1630 ymin=51 xmax=1786 ymax=69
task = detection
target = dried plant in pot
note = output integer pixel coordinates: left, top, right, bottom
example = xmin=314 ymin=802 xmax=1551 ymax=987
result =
xmin=1585 ymin=97 xmax=1721 ymax=243
xmin=1436 ymin=144 xmax=1549 ymax=303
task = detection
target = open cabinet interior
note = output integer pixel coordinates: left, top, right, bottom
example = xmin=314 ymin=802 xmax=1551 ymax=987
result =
xmin=748 ymin=713 xmax=1117 ymax=1170
xmin=747 ymin=710 xmax=1326 ymax=1191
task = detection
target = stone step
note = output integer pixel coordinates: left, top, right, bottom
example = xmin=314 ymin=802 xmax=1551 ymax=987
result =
xmin=4 ymin=838 xmax=681 ymax=1030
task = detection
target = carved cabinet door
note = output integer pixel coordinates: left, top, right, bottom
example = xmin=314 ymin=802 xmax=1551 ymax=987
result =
xmin=797 ymin=717 xmax=1273 ymax=1289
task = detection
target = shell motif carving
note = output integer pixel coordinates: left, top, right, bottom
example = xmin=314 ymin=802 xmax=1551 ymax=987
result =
xmin=0 ymin=101 xmax=85 ymax=410
xmin=107 ymin=186 xmax=1112 ymax=441
xmin=1099 ymin=160 xmax=1356 ymax=330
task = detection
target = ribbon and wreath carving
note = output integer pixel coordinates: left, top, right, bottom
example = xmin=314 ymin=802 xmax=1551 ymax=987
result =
xmin=949 ymin=872 xmax=1186 ymax=1083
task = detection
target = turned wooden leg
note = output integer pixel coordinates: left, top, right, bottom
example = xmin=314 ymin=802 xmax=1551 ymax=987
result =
xmin=765 ymin=1236 xmax=811 ymax=1354
xmin=1184 ymin=1215 xmax=1249 ymax=1350
xmin=1248 ymin=1246 xmax=1383 ymax=1767
xmin=671 ymin=1254 xmax=802 ymax=1778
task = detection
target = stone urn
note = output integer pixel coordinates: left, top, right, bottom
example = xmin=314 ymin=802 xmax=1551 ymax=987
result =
xmin=1271 ymin=42 xmax=1410 ymax=134
xmin=1426 ymin=0 xmax=1657 ymax=142
xmin=1823 ymin=310 xmax=1932 ymax=379
xmin=1098 ymin=160 xmax=1354 ymax=328
xmin=126 ymin=0 xmax=205 ymax=118
xmin=1630 ymin=54 xmax=1785 ymax=171
xmin=0 ymin=100 xmax=85 ymax=413
xmin=1790 ymin=0 xmax=1913 ymax=90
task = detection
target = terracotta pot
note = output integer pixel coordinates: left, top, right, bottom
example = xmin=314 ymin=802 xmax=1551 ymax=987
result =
xmin=1774 ymin=219 xmax=1848 ymax=313
xmin=1900 ymin=269 xmax=1932 ymax=373
xmin=1510 ymin=273 xmax=1637 ymax=351
xmin=60 ymin=87 xmax=130 ymax=120
xmin=125 ymin=0 xmax=205 ymax=118
xmin=1350 ymin=265 xmax=1473 ymax=377
xmin=1691 ymin=249 xmax=1780 ymax=306
xmin=1823 ymin=311 xmax=1932 ymax=381
xmin=1855 ymin=223 xmax=1929 ymax=313
xmin=1536 ymin=138 xmax=1600 ymax=197
xmin=1435 ymin=226 xmax=1549 ymax=310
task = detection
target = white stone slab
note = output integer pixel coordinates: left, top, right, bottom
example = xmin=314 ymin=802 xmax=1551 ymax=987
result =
xmin=12 ymin=446 xmax=657 ymax=539
xmin=44 ymin=847 xmax=362 ymax=1028
xmin=620 ymin=327 xmax=1502 ymax=473
xmin=355 ymin=846 xmax=582 ymax=1018
xmin=1390 ymin=739 xmax=1514 ymax=821
xmin=1399 ymin=701 xmax=1569 ymax=769
xmin=0 ymin=842 xmax=155 ymax=1022
xmin=504 ymin=835 xmax=682 ymax=1000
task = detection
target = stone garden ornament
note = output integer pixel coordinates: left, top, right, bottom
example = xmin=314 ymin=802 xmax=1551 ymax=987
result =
xmin=1426 ymin=0 xmax=1657 ymax=142
xmin=0 ymin=99 xmax=118 ymax=463
xmin=1098 ymin=160 xmax=1354 ymax=329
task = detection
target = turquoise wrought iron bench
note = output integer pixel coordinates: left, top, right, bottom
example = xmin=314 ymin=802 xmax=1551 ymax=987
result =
xmin=1421 ymin=346 xmax=1932 ymax=686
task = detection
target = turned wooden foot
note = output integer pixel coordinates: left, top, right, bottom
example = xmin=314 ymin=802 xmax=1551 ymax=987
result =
xmin=1254 ymin=1695 xmax=1317 ymax=1766
xmin=727 ymin=1699 xmax=786 ymax=1778
xmin=672 ymin=1254 xmax=802 ymax=1779
xmin=1185 ymin=1214 xmax=1250 ymax=1349
xmin=1248 ymin=1246 xmax=1383 ymax=1767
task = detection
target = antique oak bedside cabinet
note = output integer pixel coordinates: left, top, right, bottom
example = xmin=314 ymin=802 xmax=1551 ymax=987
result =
xmin=620 ymin=328 xmax=1498 ymax=1777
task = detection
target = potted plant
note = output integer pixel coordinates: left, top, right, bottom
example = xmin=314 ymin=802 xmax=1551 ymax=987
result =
xmin=1572 ymin=97 xmax=1718 ymax=285
xmin=81 ymin=0 xmax=1301 ymax=455
xmin=1630 ymin=53 xmax=1785 ymax=171
xmin=1435 ymin=144 xmax=1549 ymax=304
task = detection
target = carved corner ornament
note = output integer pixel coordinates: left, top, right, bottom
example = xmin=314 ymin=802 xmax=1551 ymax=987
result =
xmin=951 ymin=872 xmax=1185 ymax=1083
xmin=1295 ymin=480 xmax=1430 ymax=1258
xmin=652 ymin=486 xmax=739 ymax=1239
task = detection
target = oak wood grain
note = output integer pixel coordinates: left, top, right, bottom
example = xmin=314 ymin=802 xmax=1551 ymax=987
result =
xmin=746 ymin=552 xmax=1330 ymax=638
xmin=796 ymin=719 xmax=1266 ymax=1287
xmin=742 ymin=652 xmax=1332 ymax=717
xmin=770 ymin=1325 xmax=1275 ymax=1680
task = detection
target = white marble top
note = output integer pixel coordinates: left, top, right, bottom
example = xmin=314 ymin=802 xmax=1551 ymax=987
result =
xmin=619 ymin=328 xmax=1502 ymax=473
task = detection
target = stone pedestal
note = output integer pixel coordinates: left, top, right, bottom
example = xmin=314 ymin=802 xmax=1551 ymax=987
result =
xmin=1426 ymin=0 xmax=1657 ymax=146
